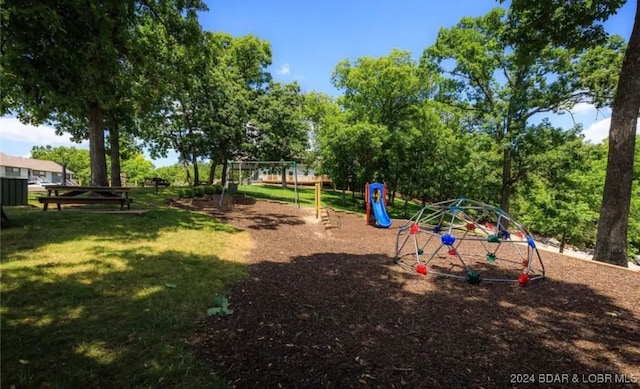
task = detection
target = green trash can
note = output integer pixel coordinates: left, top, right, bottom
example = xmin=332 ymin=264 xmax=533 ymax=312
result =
xmin=1 ymin=177 xmax=28 ymax=224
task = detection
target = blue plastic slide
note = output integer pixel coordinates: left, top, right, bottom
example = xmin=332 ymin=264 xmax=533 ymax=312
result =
xmin=369 ymin=183 xmax=392 ymax=228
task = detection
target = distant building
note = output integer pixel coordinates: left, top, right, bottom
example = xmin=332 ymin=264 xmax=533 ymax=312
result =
xmin=228 ymin=161 xmax=332 ymax=186
xmin=257 ymin=164 xmax=332 ymax=186
xmin=0 ymin=152 xmax=75 ymax=184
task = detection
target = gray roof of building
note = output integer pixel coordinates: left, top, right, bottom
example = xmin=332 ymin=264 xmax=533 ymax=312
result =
xmin=0 ymin=152 xmax=75 ymax=173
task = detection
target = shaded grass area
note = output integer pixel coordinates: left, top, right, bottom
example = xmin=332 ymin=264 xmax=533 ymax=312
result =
xmin=236 ymin=184 xmax=423 ymax=220
xmin=1 ymin=187 xmax=252 ymax=388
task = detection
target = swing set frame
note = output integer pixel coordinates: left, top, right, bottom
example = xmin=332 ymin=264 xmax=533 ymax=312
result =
xmin=218 ymin=160 xmax=300 ymax=208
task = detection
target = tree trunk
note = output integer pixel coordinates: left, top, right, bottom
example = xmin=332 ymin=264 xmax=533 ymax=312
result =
xmin=500 ymin=147 xmax=512 ymax=213
xmin=110 ymin=128 xmax=122 ymax=187
xmin=221 ymin=159 xmax=229 ymax=186
xmin=179 ymin=149 xmax=191 ymax=185
xmin=209 ymin=158 xmax=218 ymax=185
xmin=352 ymin=185 xmax=356 ymax=206
xmin=403 ymin=198 xmax=408 ymax=218
xmin=499 ymin=146 xmax=513 ymax=232
xmin=88 ymin=104 xmax=108 ymax=186
xmin=559 ymin=231 xmax=566 ymax=254
xmin=593 ymin=1 xmax=640 ymax=267
xmin=192 ymin=152 xmax=199 ymax=186
xmin=281 ymin=165 xmax=287 ymax=189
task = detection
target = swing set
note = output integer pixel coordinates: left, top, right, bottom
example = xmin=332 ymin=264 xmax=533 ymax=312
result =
xmin=218 ymin=160 xmax=300 ymax=208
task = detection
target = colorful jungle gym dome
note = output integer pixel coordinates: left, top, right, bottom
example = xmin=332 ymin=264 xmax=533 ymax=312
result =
xmin=394 ymin=198 xmax=545 ymax=286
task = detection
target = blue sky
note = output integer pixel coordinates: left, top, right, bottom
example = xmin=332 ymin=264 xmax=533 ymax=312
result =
xmin=0 ymin=0 xmax=637 ymax=166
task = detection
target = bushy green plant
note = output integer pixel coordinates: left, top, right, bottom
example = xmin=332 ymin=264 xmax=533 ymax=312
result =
xmin=207 ymin=294 xmax=233 ymax=317
xmin=183 ymin=188 xmax=195 ymax=198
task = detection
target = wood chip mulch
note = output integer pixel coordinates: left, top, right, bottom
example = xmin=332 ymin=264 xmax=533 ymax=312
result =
xmin=172 ymin=196 xmax=640 ymax=389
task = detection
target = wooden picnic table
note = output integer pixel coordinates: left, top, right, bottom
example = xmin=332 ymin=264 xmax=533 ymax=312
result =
xmin=38 ymin=185 xmax=133 ymax=211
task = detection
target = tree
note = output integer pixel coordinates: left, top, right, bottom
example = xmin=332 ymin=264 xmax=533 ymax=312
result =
xmin=1 ymin=0 xmax=206 ymax=186
xmin=154 ymin=164 xmax=186 ymax=185
xmin=136 ymin=21 xmax=209 ymax=186
xmin=593 ymin=2 xmax=639 ymax=266
xmin=500 ymin=0 xmax=638 ymax=266
xmin=200 ymin=33 xmax=272 ymax=184
xmin=53 ymin=105 xmax=145 ymax=187
xmin=121 ymin=154 xmax=155 ymax=184
xmin=318 ymin=118 xmax=386 ymax=204
xmin=341 ymin=121 xmax=386 ymax=203
xmin=105 ymin=125 xmax=142 ymax=186
xmin=301 ymin=91 xmax=339 ymax=172
xmin=514 ymin=127 xmax=602 ymax=252
xmin=503 ymin=0 xmax=625 ymax=52
xmin=136 ymin=30 xmax=272 ymax=186
xmin=331 ymin=49 xmax=431 ymax=203
xmin=423 ymin=7 xmax=624 ymax=216
xmin=254 ymin=82 xmax=308 ymax=187
xmin=629 ymin=143 xmax=640 ymax=257
xmin=30 ymin=145 xmax=91 ymax=184
xmin=2 ymin=1 xmax=128 ymax=185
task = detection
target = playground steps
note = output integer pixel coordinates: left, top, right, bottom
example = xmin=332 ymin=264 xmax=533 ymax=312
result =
xmin=321 ymin=208 xmax=332 ymax=230
xmin=321 ymin=207 xmax=362 ymax=230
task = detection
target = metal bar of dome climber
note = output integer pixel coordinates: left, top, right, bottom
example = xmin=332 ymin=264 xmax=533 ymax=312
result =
xmin=395 ymin=216 xmax=417 ymax=256
xmin=394 ymin=227 xmax=412 ymax=255
xmin=394 ymin=198 xmax=545 ymax=286
xmin=530 ymin=248 xmax=545 ymax=280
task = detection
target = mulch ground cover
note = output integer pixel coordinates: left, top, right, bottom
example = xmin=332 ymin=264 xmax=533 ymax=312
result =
xmin=172 ymin=196 xmax=640 ymax=388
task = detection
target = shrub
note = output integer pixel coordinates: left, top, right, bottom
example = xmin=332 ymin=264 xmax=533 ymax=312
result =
xmin=183 ymin=188 xmax=195 ymax=198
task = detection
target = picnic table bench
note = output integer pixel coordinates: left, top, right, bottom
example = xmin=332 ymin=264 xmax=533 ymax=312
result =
xmin=38 ymin=185 xmax=133 ymax=211
xmin=143 ymin=177 xmax=171 ymax=187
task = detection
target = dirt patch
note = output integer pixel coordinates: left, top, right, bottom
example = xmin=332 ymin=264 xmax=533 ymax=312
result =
xmin=173 ymin=198 xmax=640 ymax=388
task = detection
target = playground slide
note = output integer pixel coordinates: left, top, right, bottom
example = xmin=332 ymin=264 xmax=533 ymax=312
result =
xmin=369 ymin=183 xmax=392 ymax=228
xmin=372 ymin=200 xmax=392 ymax=227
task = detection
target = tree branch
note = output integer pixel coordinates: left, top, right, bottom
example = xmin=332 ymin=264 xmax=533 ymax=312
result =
xmin=496 ymin=56 xmax=513 ymax=87
xmin=524 ymin=90 xmax=592 ymax=120
xmin=138 ymin=0 xmax=160 ymax=20
xmin=444 ymin=69 xmax=496 ymax=108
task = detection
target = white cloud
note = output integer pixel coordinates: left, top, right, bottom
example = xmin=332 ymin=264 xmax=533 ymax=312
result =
xmin=569 ymin=102 xmax=597 ymax=114
xmin=583 ymin=118 xmax=611 ymax=143
xmin=0 ymin=117 xmax=88 ymax=147
xmin=277 ymin=63 xmax=291 ymax=75
xmin=583 ymin=117 xmax=640 ymax=144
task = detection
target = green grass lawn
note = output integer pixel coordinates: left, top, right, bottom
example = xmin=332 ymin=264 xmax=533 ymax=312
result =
xmin=237 ymin=184 xmax=423 ymax=220
xmin=1 ymin=187 xmax=252 ymax=389
xmin=0 ymin=184 xmax=421 ymax=388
